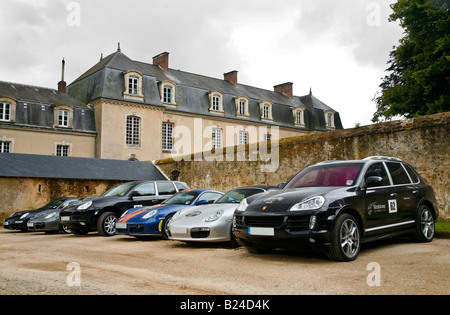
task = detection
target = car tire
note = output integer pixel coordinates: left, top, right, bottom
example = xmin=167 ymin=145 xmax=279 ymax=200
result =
xmin=413 ymin=205 xmax=435 ymax=242
xmin=97 ymin=212 xmax=118 ymax=237
xmin=327 ymin=214 xmax=361 ymax=262
xmin=229 ymin=226 xmax=241 ymax=248
xmin=161 ymin=214 xmax=174 ymax=240
xmin=61 ymin=224 xmax=71 ymax=234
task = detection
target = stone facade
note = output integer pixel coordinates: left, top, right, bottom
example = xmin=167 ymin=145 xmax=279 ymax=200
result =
xmin=157 ymin=112 xmax=450 ymax=219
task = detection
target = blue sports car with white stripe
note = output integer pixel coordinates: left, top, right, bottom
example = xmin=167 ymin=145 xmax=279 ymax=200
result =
xmin=115 ymin=189 xmax=224 ymax=239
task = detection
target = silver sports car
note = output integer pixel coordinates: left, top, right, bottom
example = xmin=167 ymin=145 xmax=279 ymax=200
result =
xmin=167 ymin=186 xmax=275 ymax=246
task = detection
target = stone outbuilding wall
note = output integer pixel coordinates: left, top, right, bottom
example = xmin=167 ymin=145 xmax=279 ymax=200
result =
xmin=157 ymin=112 xmax=449 ymax=219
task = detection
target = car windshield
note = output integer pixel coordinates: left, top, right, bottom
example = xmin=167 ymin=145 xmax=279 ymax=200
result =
xmin=285 ymin=163 xmax=363 ymax=188
xmin=102 ymin=182 xmax=137 ymax=197
xmin=43 ymin=199 xmax=65 ymax=209
xmin=215 ymin=188 xmax=264 ymax=204
xmin=163 ymin=191 xmax=200 ymax=205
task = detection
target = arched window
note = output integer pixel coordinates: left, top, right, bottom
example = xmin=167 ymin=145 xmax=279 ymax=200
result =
xmin=123 ymin=70 xmax=144 ymax=101
xmin=160 ymin=80 xmax=177 ymax=105
xmin=208 ymin=90 xmax=224 ymax=114
xmin=235 ymin=96 xmax=250 ymax=118
xmin=259 ymin=100 xmax=273 ymax=121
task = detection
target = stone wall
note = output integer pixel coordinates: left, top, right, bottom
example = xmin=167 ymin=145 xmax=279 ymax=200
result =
xmin=156 ymin=112 xmax=450 ymax=219
xmin=0 ymin=178 xmax=125 ymax=223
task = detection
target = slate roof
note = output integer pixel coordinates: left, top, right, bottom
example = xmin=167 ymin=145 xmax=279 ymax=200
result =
xmin=68 ymin=50 xmax=343 ymax=131
xmin=0 ymin=153 xmax=168 ymax=181
xmin=0 ymin=81 xmax=96 ymax=133
xmin=0 ymin=81 xmax=87 ymax=108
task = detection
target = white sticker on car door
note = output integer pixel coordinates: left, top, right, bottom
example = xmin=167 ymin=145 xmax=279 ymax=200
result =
xmin=388 ymin=199 xmax=397 ymax=213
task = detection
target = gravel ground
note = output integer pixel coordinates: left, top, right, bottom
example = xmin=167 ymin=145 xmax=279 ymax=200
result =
xmin=0 ymin=229 xmax=448 ymax=295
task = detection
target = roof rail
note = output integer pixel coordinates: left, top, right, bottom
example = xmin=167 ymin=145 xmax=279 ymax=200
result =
xmin=363 ymin=156 xmax=402 ymax=162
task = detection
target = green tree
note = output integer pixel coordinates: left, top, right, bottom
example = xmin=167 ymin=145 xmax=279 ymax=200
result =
xmin=373 ymin=0 xmax=450 ymax=122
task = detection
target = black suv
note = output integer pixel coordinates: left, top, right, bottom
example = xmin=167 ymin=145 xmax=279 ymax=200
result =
xmin=233 ymin=157 xmax=439 ymax=261
xmin=60 ymin=180 xmax=190 ymax=236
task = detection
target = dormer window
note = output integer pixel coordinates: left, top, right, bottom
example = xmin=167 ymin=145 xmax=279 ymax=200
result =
xmin=235 ymin=96 xmax=250 ymax=118
xmin=59 ymin=110 xmax=69 ymax=127
xmin=259 ymin=100 xmax=273 ymax=121
xmin=208 ymin=90 xmax=224 ymax=114
xmin=129 ymin=77 xmax=138 ymax=95
xmin=123 ymin=70 xmax=144 ymax=101
xmin=292 ymin=106 xmax=306 ymax=127
xmin=0 ymin=97 xmax=16 ymax=122
xmin=324 ymin=110 xmax=336 ymax=130
xmin=160 ymin=80 xmax=177 ymax=105
xmin=53 ymin=104 xmax=73 ymax=129
xmin=0 ymin=102 xmax=11 ymax=121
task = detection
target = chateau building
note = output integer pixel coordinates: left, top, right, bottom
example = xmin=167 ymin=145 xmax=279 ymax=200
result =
xmin=0 ymin=46 xmax=343 ymax=161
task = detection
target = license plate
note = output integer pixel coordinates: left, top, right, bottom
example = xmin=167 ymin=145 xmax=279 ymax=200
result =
xmin=116 ymin=223 xmax=127 ymax=229
xmin=170 ymin=227 xmax=187 ymax=234
xmin=61 ymin=216 xmax=70 ymax=221
xmin=248 ymin=227 xmax=275 ymax=236
xmin=27 ymin=222 xmax=34 ymax=228
xmin=4 ymin=221 xmax=9 ymax=226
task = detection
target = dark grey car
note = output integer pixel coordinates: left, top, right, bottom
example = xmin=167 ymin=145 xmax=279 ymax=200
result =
xmin=27 ymin=198 xmax=80 ymax=234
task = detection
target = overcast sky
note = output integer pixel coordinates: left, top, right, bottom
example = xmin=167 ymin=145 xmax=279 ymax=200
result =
xmin=0 ymin=0 xmax=404 ymax=128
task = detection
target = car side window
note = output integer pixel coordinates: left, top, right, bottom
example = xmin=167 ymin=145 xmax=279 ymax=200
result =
xmin=386 ymin=162 xmax=411 ymax=185
xmin=198 ymin=192 xmax=223 ymax=204
xmin=175 ymin=182 xmax=188 ymax=192
xmin=364 ymin=162 xmax=390 ymax=186
xmin=134 ymin=183 xmax=156 ymax=196
xmin=403 ymin=164 xmax=420 ymax=183
xmin=157 ymin=182 xmax=176 ymax=195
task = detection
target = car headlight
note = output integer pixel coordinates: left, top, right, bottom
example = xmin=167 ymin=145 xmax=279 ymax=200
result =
xmin=20 ymin=213 xmax=30 ymax=219
xmin=45 ymin=212 xmax=57 ymax=219
xmin=77 ymin=201 xmax=92 ymax=210
xmin=205 ymin=210 xmax=224 ymax=222
xmin=142 ymin=210 xmax=158 ymax=220
xmin=290 ymin=196 xmax=325 ymax=211
xmin=236 ymin=198 xmax=248 ymax=212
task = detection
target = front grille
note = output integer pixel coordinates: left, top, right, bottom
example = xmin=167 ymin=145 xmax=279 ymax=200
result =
xmin=244 ymin=216 xmax=285 ymax=228
xmin=191 ymin=229 xmax=210 ymax=238
xmin=286 ymin=216 xmax=310 ymax=231
xmin=234 ymin=215 xmax=245 ymax=229
xmin=129 ymin=225 xmax=144 ymax=233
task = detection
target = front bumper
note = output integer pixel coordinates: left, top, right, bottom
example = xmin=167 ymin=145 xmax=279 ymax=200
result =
xmin=233 ymin=213 xmax=332 ymax=250
xmin=116 ymin=221 xmax=162 ymax=237
xmin=60 ymin=210 xmax=97 ymax=232
xmin=168 ymin=218 xmax=232 ymax=243
xmin=3 ymin=219 xmax=28 ymax=231
xmin=27 ymin=219 xmax=60 ymax=232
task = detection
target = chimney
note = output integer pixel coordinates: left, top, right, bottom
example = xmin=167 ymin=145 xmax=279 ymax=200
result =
xmin=58 ymin=58 xmax=67 ymax=94
xmin=153 ymin=52 xmax=170 ymax=71
xmin=224 ymin=70 xmax=238 ymax=84
xmin=274 ymin=82 xmax=293 ymax=98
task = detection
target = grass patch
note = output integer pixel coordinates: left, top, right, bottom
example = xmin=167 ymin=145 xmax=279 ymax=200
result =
xmin=436 ymin=221 xmax=450 ymax=239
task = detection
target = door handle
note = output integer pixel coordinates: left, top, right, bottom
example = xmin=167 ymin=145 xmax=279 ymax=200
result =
xmin=412 ymin=190 xmax=419 ymax=195
xmin=390 ymin=193 xmax=398 ymax=198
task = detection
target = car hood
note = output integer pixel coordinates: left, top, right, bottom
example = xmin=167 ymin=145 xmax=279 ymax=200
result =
xmin=29 ymin=208 xmax=63 ymax=221
xmin=244 ymin=187 xmax=340 ymax=213
xmin=171 ymin=203 xmax=239 ymax=223
xmin=118 ymin=204 xmax=190 ymax=224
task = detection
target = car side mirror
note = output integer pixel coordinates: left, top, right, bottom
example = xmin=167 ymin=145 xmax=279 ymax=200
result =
xmin=196 ymin=200 xmax=209 ymax=206
xmin=277 ymin=182 xmax=287 ymax=189
xmin=364 ymin=176 xmax=383 ymax=188
xmin=129 ymin=191 xmax=140 ymax=199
